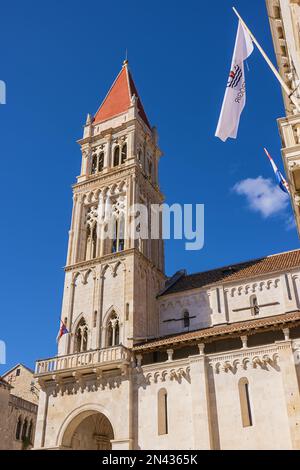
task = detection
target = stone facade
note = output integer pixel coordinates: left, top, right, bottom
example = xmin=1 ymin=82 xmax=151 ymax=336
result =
xmin=0 ymin=364 xmax=38 ymax=450
xmin=33 ymin=59 xmax=300 ymax=450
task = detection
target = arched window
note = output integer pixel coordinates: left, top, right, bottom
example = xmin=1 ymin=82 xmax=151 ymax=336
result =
xmin=16 ymin=416 xmax=22 ymax=440
xmin=238 ymin=378 xmax=253 ymax=427
xmin=75 ymin=318 xmax=88 ymax=353
xmin=85 ymin=225 xmax=91 ymax=260
xmin=107 ymin=311 xmax=120 ymax=347
xmin=92 ymin=226 xmax=97 ymax=259
xmin=111 ymin=215 xmax=125 ymax=253
xmin=183 ymin=311 xmax=190 ymax=328
xmin=158 ymin=388 xmax=168 ymax=435
xmin=113 ymin=147 xmax=120 ymax=167
xmin=121 ymin=144 xmax=127 ymax=164
xmin=22 ymin=418 xmax=28 ymax=441
xmin=250 ymin=295 xmax=259 ymax=316
xmin=118 ymin=215 xmax=125 ymax=251
xmin=28 ymin=420 xmax=33 ymax=442
xmin=98 ymin=152 xmax=104 ymax=172
xmin=91 ymin=154 xmax=97 ymax=174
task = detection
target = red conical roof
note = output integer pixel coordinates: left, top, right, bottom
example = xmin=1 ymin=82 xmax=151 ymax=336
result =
xmin=94 ymin=62 xmax=151 ymax=129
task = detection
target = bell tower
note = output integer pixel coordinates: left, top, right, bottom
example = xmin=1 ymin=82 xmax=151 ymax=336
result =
xmin=59 ymin=61 xmax=165 ymax=356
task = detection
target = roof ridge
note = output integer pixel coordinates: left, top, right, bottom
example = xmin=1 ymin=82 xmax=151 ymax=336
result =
xmin=183 ymin=248 xmax=300 ymax=280
xmin=2 ymin=363 xmax=34 ymax=377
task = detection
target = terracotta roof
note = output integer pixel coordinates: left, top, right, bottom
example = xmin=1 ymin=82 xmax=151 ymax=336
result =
xmin=133 ymin=311 xmax=300 ymax=351
xmin=94 ymin=62 xmax=151 ymax=128
xmin=161 ymin=249 xmax=300 ymax=296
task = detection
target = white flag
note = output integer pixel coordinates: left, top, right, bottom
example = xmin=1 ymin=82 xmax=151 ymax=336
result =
xmin=215 ymin=21 xmax=254 ymax=142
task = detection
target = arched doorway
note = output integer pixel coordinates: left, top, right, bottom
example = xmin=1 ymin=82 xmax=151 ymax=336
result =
xmin=61 ymin=411 xmax=114 ymax=450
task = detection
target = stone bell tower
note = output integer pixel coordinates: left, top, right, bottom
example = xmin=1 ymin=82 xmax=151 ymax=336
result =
xmin=58 ymin=60 xmax=165 ymax=356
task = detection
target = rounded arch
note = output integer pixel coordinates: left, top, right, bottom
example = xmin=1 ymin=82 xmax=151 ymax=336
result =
xmin=56 ymin=404 xmax=116 ymax=449
xmin=72 ymin=271 xmax=85 ymax=286
xmin=100 ymin=264 xmax=110 ymax=278
xmin=112 ymin=260 xmax=126 ymax=277
xmin=82 ymin=268 xmax=96 ymax=285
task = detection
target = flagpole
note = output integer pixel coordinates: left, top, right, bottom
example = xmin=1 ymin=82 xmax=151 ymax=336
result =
xmin=232 ymin=7 xmax=300 ymax=113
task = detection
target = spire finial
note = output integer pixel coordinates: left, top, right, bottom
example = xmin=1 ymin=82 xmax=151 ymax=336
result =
xmin=123 ymin=48 xmax=128 ymax=66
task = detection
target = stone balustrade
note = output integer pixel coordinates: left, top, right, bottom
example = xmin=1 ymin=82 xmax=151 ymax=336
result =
xmin=35 ymin=345 xmax=131 ymax=376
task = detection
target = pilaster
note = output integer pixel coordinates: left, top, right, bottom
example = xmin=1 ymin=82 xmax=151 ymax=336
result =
xmin=189 ymin=344 xmax=212 ymax=449
xmin=279 ymin=340 xmax=300 ymax=449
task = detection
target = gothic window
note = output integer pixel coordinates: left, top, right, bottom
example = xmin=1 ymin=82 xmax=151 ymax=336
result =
xmin=111 ymin=214 xmax=125 ymax=253
xmin=92 ymin=225 xmax=97 ymax=259
xmin=75 ymin=318 xmax=88 ymax=353
xmin=28 ymin=420 xmax=33 ymax=442
xmin=85 ymin=225 xmax=91 ymax=260
xmin=238 ymin=378 xmax=253 ymax=427
xmin=21 ymin=418 xmax=28 ymax=441
xmin=16 ymin=416 xmax=22 ymax=440
xmin=183 ymin=311 xmax=190 ymax=328
xmin=85 ymin=206 xmax=98 ymax=260
xmin=91 ymin=154 xmax=98 ymax=174
xmin=107 ymin=311 xmax=120 ymax=347
xmin=250 ymin=295 xmax=259 ymax=316
xmin=121 ymin=144 xmax=127 ymax=164
xmin=113 ymin=146 xmax=120 ymax=167
xmin=158 ymin=388 xmax=168 ymax=435
xmin=90 ymin=152 xmax=104 ymax=175
xmin=98 ymin=152 xmax=104 ymax=172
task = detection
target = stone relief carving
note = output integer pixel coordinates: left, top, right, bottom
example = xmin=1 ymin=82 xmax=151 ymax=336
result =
xmin=136 ymin=366 xmax=191 ymax=387
xmin=229 ymin=279 xmax=280 ymax=298
xmin=211 ymin=353 xmax=280 ymax=374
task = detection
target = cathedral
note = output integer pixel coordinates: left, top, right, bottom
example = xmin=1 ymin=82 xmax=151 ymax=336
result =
xmin=33 ymin=1 xmax=300 ymax=451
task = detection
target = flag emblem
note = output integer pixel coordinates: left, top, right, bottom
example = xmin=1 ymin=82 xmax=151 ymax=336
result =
xmin=227 ymin=65 xmax=242 ymax=88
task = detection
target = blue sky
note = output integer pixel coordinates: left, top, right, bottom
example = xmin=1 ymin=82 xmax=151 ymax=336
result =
xmin=0 ymin=0 xmax=299 ymax=373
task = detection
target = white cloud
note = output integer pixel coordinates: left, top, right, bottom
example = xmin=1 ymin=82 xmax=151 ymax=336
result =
xmin=233 ymin=176 xmax=289 ymax=218
xmin=285 ymin=215 xmax=296 ymax=231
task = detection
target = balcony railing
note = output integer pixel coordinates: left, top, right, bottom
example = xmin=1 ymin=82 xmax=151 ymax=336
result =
xmin=35 ymin=345 xmax=131 ymax=376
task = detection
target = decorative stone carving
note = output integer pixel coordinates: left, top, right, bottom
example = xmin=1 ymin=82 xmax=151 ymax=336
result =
xmin=210 ymin=351 xmax=280 ymax=374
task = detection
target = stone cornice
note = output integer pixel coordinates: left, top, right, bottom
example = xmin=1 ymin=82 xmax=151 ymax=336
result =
xmin=65 ymin=248 xmax=165 ymax=277
xmin=72 ymin=163 xmax=164 ymax=200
